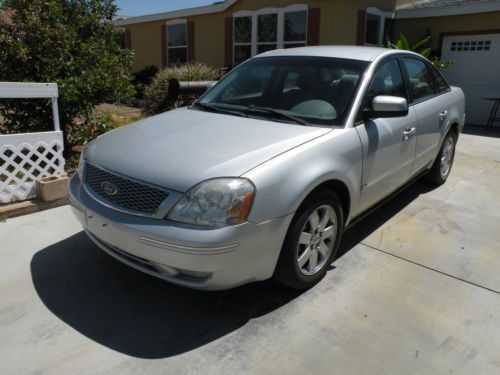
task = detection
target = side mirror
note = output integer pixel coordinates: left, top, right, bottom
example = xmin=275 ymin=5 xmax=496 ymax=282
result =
xmin=364 ymin=95 xmax=408 ymax=119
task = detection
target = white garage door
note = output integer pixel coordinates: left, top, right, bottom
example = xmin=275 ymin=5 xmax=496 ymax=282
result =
xmin=441 ymin=34 xmax=500 ymax=126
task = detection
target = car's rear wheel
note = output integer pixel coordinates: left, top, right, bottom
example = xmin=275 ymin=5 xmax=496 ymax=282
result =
xmin=274 ymin=189 xmax=343 ymax=289
xmin=426 ymin=131 xmax=457 ymax=185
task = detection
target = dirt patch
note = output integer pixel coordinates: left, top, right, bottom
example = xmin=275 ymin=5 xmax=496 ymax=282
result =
xmin=93 ymin=103 xmax=142 ymax=117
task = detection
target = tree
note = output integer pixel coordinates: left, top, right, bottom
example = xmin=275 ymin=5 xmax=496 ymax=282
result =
xmin=0 ymin=0 xmax=134 ymax=149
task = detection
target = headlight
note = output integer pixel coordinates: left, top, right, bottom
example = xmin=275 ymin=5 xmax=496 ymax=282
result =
xmin=167 ymin=178 xmax=255 ymax=227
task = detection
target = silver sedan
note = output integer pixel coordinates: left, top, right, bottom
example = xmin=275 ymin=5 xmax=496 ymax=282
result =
xmin=69 ymin=46 xmax=465 ymax=290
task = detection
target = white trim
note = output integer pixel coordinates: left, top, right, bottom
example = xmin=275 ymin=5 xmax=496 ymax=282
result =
xmin=0 ymin=82 xmax=58 ymax=98
xmin=364 ymin=7 xmax=393 ymax=47
xmin=233 ymin=4 xmax=307 ymax=18
xmin=396 ymin=0 xmax=500 ymax=19
xmin=114 ymin=0 xmax=239 ymax=26
xmin=0 ymin=82 xmax=61 ymax=132
xmin=232 ymin=4 xmax=308 ymax=66
xmin=166 ymin=18 xmax=187 ymax=26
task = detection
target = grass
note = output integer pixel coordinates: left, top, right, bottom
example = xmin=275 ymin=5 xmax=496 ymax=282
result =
xmin=93 ymin=103 xmax=144 ymax=127
xmin=106 ymin=111 xmax=144 ymax=127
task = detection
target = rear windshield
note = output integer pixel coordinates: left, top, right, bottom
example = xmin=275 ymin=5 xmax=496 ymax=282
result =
xmin=196 ymin=56 xmax=369 ymax=126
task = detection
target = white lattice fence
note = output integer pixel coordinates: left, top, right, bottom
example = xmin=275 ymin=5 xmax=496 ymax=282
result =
xmin=0 ymin=82 xmax=64 ymax=203
xmin=0 ymin=131 xmax=65 ymax=203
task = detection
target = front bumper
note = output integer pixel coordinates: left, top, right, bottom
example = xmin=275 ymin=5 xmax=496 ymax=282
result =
xmin=69 ymin=174 xmax=292 ymax=290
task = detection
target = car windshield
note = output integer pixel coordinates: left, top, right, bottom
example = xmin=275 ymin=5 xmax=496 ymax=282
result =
xmin=195 ymin=56 xmax=369 ymax=126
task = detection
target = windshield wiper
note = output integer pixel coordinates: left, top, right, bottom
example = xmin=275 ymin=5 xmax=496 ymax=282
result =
xmin=243 ymin=105 xmax=310 ymax=126
xmin=193 ymin=102 xmax=248 ymax=118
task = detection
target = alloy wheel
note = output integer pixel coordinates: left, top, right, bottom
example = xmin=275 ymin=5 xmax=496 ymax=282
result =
xmin=440 ymin=137 xmax=455 ymax=178
xmin=297 ymin=204 xmax=337 ymax=276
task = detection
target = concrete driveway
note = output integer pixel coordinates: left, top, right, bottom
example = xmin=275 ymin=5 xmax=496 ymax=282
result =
xmin=1 ymin=133 xmax=499 ymax=375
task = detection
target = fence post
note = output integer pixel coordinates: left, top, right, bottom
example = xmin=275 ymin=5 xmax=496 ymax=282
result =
xmin=51 ymin=96 xmax=61 ymax=132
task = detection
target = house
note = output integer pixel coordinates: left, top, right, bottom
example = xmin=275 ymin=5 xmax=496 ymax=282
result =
xmin=114 ymin=0 xmax=397 ymax=71
xmin=394 ymin=0 xmax=500 ymax=125
xmin=115 ymin=0 xmax=500 ymax=125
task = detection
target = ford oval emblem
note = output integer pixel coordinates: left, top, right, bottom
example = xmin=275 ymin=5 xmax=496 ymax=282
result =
xmin=101 ymin=181 xmax=118 ymax=196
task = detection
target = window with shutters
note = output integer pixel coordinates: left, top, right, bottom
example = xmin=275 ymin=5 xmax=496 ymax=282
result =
xmin=167 ymin=20 xmax=188 ymax=66
xmin=233 ymin=5 xmax=308 ymax=66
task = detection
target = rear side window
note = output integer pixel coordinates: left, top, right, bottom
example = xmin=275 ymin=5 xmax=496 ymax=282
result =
xmin=430 ymin=66 xmax=450 ymax=94
xmin=402 ymin=57 xmax=436 ymax=101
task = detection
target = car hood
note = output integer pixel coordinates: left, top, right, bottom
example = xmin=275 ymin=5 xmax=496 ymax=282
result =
xmin=84 ymin=107 xmax=331 ymax=192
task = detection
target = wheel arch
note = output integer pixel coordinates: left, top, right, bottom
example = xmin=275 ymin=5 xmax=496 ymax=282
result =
xmin=448 ymin=122 xmax=459 ymax=138
xmin=304 ymin=179 xmax=351 ymax=225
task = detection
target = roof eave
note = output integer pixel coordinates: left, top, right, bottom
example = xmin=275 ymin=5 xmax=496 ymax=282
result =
xmin=396 ymin=0 xmax=500 ymax=19
xmin=113 ymin=0 xmax=238 ymax=26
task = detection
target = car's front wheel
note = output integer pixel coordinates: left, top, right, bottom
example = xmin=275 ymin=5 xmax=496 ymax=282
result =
xmin=274 ymin=189 xmax=343 ymax=289
xmin=426 ymin=131 xmax=457 ymax=185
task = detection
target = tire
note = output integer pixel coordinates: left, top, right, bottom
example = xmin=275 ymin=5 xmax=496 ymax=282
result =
xmin=426 ymin=131 xmax=457 ymax=185
xmin=274 ymin=189 xmax=344 ymax=290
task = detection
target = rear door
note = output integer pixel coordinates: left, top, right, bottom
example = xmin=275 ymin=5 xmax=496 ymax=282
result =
xmin=401 ymin=57 xmax=448 ymax=174
xmin=357 ymin=57 xmax=418 ymax=212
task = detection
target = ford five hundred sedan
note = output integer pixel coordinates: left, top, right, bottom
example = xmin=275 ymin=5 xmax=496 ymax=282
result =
xmin=69 ymin=46 xmax=465 ymax=290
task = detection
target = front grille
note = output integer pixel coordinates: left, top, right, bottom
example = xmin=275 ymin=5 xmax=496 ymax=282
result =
xmin=84 ymin=163 xmax=169 ymax=214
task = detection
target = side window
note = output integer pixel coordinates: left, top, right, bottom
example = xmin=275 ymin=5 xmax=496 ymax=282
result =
xmin=430 ymin=66 xmax=450 ymax=94
xmin=366 ymin=59 xmax=407 ymax=105
xmin=402 ymin=58 xmax=436 ymax=101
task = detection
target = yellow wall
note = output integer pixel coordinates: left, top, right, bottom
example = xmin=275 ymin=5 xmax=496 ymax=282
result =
xmin=394 ymin=11 xmax=500 ymax=50
xmin=126 ymin=0 xmax=397 ymax=71
xmin=127 ymin=21 xmax=163 ymax=70
xmin=190 ymin=13 xmax=226 ymax=68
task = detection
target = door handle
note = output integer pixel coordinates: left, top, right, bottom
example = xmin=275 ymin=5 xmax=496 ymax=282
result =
xmin=439 ymin=110 xmax=448 ymax=126
xmin=403 ymin=127 xmax=416 ymax=140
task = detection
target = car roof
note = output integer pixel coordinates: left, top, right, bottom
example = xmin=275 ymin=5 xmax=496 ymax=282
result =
xmin=255 ymin=46 xmax=403 ymax=62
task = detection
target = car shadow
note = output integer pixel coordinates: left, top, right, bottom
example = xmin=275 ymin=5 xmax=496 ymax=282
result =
xmin=339 ymin=179 xmax=436 ymax=257
xmin=30 ymin=232 xmax=304 ymax=359
xmin=30 ymin=179 xmax=436 ymax=359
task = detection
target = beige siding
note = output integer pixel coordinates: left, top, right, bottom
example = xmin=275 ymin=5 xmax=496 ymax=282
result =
xmin=127 ymin=21 xmax=163 ymax=71
xmin=126 ymin=0 xmax=397 ymax=71
xmin=190 ymin=13 xmax=226 ymax=69
xmin=394 ymin=11 xmax=500 ymax=50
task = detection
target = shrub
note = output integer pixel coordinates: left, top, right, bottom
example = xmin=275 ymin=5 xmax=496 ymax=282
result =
xmin=67 ymin=113 xmax=116 ymax=146
xmin=66 ymin=111 xmax=143 ymax=146
xmin=0 ymin=0 xmax=134 ymax=149
xmin=132 ymin=65 xmax=159 ymax=99
xmin=143 ymin=63 xmax=220 ymax=115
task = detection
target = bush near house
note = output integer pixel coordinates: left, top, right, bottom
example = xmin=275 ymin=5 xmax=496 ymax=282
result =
xmin=143 ymin=63 xmax=220 ymax=115
xmin=0 ymin=0 xmax=134 ymax=150
xmin=131 ymin=65 xmax=159 ymax=100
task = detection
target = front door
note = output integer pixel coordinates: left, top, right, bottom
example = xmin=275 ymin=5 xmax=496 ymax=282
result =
xmin=356 ymin=58 xmax=418 ymax=212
